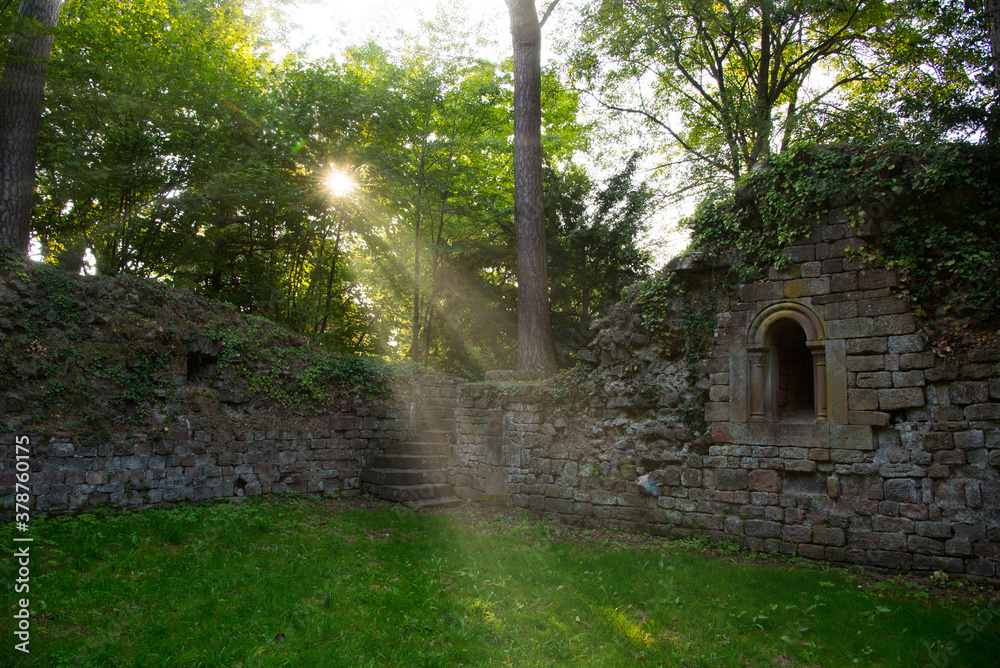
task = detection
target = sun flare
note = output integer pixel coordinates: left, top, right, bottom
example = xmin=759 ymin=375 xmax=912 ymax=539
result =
xmin=325 ymin=168 xmax=356 ymax=197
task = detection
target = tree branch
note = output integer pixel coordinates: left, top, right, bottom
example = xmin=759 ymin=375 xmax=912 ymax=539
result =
xmin=539 ymin=0 xmax=561 ymax=28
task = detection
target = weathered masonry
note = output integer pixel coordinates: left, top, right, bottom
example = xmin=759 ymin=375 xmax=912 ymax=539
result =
xmin=450 ymin=207 xmax=1000 ymax=578
xmin=0 ymin=378 xmax=461 ymax=513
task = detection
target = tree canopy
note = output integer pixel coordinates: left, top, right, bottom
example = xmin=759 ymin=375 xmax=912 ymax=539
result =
xmin=0 ymin=0 xmax=994 ymax=376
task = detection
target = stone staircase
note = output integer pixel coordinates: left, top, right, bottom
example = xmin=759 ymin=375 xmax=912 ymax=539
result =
xmin=361 ymin=379 xmax=462 ymax=509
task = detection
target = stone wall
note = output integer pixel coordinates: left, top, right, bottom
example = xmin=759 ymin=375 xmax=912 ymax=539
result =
xmin=449 ymin=208 xmax=1000 ymax=578
xmin=0 ymin=396 xmax=417 ymax=514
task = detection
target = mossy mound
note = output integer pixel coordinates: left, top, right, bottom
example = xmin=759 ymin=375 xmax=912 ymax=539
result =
xmin=0 ymin=250 xmax=404 ymax=439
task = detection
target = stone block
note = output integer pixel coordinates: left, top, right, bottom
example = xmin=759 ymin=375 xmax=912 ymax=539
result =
xmin=769 ymin=266 xmax=800 ymax=281
xmin=899 ymin=352 xmax=934 ymax=370
xmin=704 ymin=402 xmax=729 ymax=422
xmin=786 ymin=246 xmax=817 ymax=263
xmin=908 ymin=536 xmax=945 ymax=555
xmin=782 ymin=525 xmax=812 ymax=543
xmin=925 ymin=366 xmax=960 ymax=383
xmin=858 ymin=269 xmax=898 ymax=290
xmin=950 ymin=381 xmax=989 ymax=405
xmin=848 ymin=389 xmax=878 ymax=410
xmin=847 ymin=337 xmax=888 ymax=355
xmin=960 ymin=364 xmax=994 ymax=379
xmin=748 ymin=469 xmax=781 ymax=492
xmin=828 ymin=424 xmax=875 ymax=450
xmin=858 ymin=297 xmax=909 ymax=317
xmin=892 ymin=371 xmax=925 ymax=388
xmin=784 ymin=277 xmax=830 ymax=298
xmin=965 ymin=403 xmax=1000 ymax=420
xmin=966 ymin=481 xmax=983 ymax=508
xmin=847 ymin=355 xmax=885 ymax=372
xmin=871 ymin=315 xmax=917 ymax=337
xmin=822 ymin=301 xmax=858 ymax=320
xmin=831 ymin=272 xmax=859 ymax=293
xmin=878 ymin=388 xmax=925 ymax=411
xmin=828 ymin=317 xmax=874 ymax=339
xmin=814 ymin=527 xmax=846 ymax=546
xmin=915 ymin=522 xmax=953 ymax=539
xmin=850 ymin=531 xmax=907 ymax=551
xmin=856 ymin=372 xmax=892 ymax=389
xmin=884 ymin=478 xmax=920 ymax=504
xmin=739 ymin=282 xmax=783 ymax=302
xmin=709 ymin=385 xmax=730 ymax=402
xmin=798 ymin=543 xmax=826 ymax=560
xmin=965 ymin=559 xmax=996 ymax=578
xmin=714 ymin=468 xmax=748 ymax=490
xmin=544 ymin=498 xmax=574 ymax=515
xmin=744 ymin=520 xmax=781 ymax=539
xmin=934 ymin=450 xmax=965 ymax=465
xmin=953 ymin=430 xmax=984 ymax=450
xmin=922 ymin=432 xmax=954 ymax=451
xmin=849 ymin=411 xmax=891 ymax=427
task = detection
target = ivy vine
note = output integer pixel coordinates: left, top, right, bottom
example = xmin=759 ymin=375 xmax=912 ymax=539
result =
xmin=685 ymin=143 xmax=1000 ymax=328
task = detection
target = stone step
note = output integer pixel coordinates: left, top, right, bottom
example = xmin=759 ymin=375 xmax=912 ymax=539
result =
xmin=410 ymin=429 xmax=454 ymax=444
xmin=362 ymin=468 xmax=447 ymax=486
xmin=405 ymin=496 xmax=463 ymax=510
xmin=412 ymin=418 xmax=455 ymax=433
xmin=371 ymin=453 xmax=447 ymax=469
xmin=362 ymin=482 xmax=454 ymax=503
xmin=384 ymin=441 xmax=449 ymax=456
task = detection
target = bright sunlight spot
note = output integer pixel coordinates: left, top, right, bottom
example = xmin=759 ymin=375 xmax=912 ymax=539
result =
xmin=325 ymin=168 xmax=356 ymax=197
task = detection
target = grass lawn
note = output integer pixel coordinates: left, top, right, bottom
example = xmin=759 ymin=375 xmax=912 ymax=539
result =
xmin=2 ymin=497 xmax=998 ymax=667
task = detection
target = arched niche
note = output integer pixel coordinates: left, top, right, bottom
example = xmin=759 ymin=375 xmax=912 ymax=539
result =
xmin=747 ymin=302 xmax=828 ymax=423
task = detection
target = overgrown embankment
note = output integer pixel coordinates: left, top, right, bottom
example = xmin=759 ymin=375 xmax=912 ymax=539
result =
xmin=0 ymin=251 xmax=427 ymax=513
xmin=0 ymin=250 xmax=400 ymax=441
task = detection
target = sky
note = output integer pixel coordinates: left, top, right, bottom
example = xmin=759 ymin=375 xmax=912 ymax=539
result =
xmin=284 ymin=0 xmax=511 ymax=60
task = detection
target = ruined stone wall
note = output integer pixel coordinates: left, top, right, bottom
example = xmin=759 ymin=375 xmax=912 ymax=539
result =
xmin=0 ymin=395 xmax=415 ymax=514
xmin=449 ymin=208 xmax=1000 ymax=578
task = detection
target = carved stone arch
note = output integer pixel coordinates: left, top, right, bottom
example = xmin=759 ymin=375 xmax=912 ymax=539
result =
xmin=747 ymin=302 xmax=828 ymax=423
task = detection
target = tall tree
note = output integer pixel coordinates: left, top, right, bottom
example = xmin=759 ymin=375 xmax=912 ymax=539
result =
xmin=507 ymin=0 xmax=559 ymax=374
xmin=0 ymin=0 xmax=62 ymax=251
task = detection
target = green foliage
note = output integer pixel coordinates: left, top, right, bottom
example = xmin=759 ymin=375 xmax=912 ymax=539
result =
xmin=546 ymin=152 xmax=654 ymax=364
xmin=573 ymin=0 xmax=900 ymax=187
xmin=687 ymin=143 xmax=1000 ymax=325
xmin=25 ymin=262 xmax=84 ymax=326
xmin=817 ymin=0 xmax=999 ymax=145
xmin=206 ymin=315 xmax=393 ymax=406
xmin=101 ymin=350 xmax=169 ymax=409
xmin=687 ymin=146 xmax=849 ymax=280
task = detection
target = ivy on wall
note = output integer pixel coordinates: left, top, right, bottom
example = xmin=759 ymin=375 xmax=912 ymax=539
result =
xmin=684 ymin=143 xmax=1000 ymax=329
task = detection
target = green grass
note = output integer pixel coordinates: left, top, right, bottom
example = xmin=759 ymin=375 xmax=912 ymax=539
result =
xmin=1 ymin=498 xmax=998 ymax=667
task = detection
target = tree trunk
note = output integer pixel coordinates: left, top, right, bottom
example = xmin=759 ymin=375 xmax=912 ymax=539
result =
xmin=318 ymin=215 xmax=344 ymax=335
xmin=989 ymin=0 xmax=1000 ymax=91
xmin=509 ymin=0 xmax=556 ymax=374
xmin=750 ymin=0 xmax=774 ymax=167
xmin=410 ymin=152 xmax=426 ymax=362
xmin=0 ymin=0 xmax=63 ymax=252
